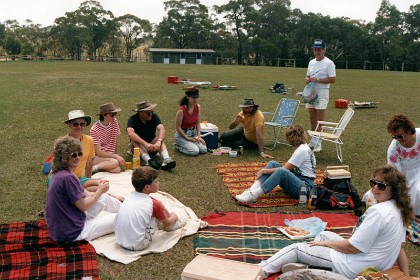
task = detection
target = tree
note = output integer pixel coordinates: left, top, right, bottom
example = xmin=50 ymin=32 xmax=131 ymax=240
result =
xmin=115 ymin=14 xmax=152 ymax=61
xmin=0 ymin=22 xmax=5 ymax=47
xmin=5 ymin=36 xmax=21 ymax=55
xmin=155 ymin=0 xmax=218 ymax=49
xmin=215 ymin=0 xmax=261 ymax=65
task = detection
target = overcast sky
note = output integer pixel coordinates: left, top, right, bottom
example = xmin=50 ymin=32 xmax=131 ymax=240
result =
xmin=0 ymin=0 xmax=418 ymax=27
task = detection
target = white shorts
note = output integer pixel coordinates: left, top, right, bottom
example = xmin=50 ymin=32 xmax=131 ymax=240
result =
xmin=305 ymin=88 xmax=329 ymax=110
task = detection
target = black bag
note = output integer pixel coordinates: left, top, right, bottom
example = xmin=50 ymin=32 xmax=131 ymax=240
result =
xmin=316 ymin=180 xmax=363 ymax=210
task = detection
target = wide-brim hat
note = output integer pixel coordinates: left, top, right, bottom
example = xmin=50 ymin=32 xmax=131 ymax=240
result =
xmin=63 ymin=110 xmax=92 ymax=126
xmin=133 ymin=100 xmax=157 ymax=112
xmin=185 ymin=87 xmax=199 ymax=97
xmin=239 ymin=98 xmax=259 ymax=108
xmin=97 ymin=102 xmax=121 ymax=115
xmin=311 ymin=39 xmax=325 ymax=49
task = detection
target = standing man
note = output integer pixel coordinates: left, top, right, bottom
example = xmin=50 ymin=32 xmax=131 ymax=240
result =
xmin=305 ymin=39 xmax=336 ymax=152
xmin=90 ymin=102 xmax=125 ymax=174
xmin=127 ymin=100 xmax=176 ymax=171
xmin=220 ymin=98 xmax=273 ymax=158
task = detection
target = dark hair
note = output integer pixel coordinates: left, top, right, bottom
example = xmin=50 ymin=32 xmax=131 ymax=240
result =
xmin=179 ymin=87 xmax=199 ymax=107
xmin=373 ymin=165 xmax=414 ymax=227
xmin=387 ymin=114 xmax=416 ymax=135
xmin=52 ymin=136 xmax=82 ymax=173
xmin=285 ymin=125 xmax=308 ymax=147
xmin=99 ymin=114 xmax=105 ymax=121
xmin=131 ymin=166 xmax=159 ymax=192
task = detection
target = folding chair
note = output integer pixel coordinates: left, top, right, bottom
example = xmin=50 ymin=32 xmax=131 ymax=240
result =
xmin=307 ymin=107 xmax=355 ymax=163
xmin=263 ymin=98 xmax=300 ymax=150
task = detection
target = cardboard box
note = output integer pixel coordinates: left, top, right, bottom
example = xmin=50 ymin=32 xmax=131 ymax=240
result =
xmin=181 ymin=255 xmax=262 ymax=280
xmin=335 ymin=99 xmax=348 ymax=109
xmin=200 ymin=123 xmax=219 ymax=150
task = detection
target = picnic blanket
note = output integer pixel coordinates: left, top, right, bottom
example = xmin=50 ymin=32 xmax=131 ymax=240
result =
xmin=0 ymin=220 xmax=98 ymax=279
xmin=213 ymin=162 xmax=325 ymax=207
xmin=193 ymin=210 xmax=357 ymax=264
xmin=90 ymin=171 xmax=207 ymax=264
xmin=407 ymin=216 xmax=419 ymax=246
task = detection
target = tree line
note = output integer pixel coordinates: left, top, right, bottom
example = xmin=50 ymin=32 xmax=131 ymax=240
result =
xmin=0 ymin=0 xmax=419 ymax=71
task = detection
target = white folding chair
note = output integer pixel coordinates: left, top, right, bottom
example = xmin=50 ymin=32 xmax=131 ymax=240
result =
xmin=307 ymin=107 xmax=355 ymax=163
xmin=263 ymin=98 xmax=300 ymax=150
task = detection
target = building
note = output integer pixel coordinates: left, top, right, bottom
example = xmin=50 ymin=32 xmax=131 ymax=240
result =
xmin=149 ymin=48 xmax=216 ymax=64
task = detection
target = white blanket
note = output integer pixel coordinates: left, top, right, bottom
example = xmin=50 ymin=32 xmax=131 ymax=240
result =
xmin=90 ymin=171 xmax=207 ymax=264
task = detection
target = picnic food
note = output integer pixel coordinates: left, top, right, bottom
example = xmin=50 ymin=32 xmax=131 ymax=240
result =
xmin=281 ymin=226 xmax=310 ymax=236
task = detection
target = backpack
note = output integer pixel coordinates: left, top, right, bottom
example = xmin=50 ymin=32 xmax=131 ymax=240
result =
xmin=316 ymin=180 xmax=363 ymax=210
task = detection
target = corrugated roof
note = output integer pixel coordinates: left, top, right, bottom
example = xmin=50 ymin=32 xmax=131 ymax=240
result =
xmin=149 ymin=48 xmax=215 ymax=53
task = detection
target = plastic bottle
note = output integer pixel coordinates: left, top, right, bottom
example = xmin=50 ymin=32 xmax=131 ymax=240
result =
xmin=132 ymin=147 xmax=141 ymax=169
xmin=299 ymin=182 xmax=307 ymax=204
xmin=307 ymin=186 xmax=318 ymax=210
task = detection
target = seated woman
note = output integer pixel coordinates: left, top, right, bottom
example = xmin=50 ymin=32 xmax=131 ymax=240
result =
xmin=259 ymin=165 xmax=414 ymax=279
xmin=46 ymin=136 xmax=122 ymax=242
xmin=174 ymin=87 xmax=207 ymax=156
xmin=235 ymin=124 xmax=316 ymax=203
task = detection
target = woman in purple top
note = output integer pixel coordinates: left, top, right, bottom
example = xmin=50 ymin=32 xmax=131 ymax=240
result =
xmin=46 ymin=136 xmax=122 ymax=241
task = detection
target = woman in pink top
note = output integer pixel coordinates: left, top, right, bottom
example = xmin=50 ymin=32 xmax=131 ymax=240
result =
xmin=174 ymin=87 xmax=207 ymax=156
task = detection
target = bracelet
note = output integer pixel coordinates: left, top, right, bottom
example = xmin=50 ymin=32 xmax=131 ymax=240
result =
xmin=92 ymin=194 xmax=98 ymax=200
xmin=158 ymin=138 xmax=163 ymax=142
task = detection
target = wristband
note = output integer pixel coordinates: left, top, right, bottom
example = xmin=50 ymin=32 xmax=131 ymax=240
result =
xmin=158 ymin=138 xmax=163 ymax=142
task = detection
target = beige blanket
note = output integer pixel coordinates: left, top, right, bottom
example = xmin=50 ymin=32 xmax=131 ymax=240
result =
xmin=90 ymin=171 xmax=207 ymax=264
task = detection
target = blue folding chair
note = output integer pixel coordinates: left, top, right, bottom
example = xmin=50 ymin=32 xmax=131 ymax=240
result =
xmin=263 ymin=98 xmax=300 ymax=150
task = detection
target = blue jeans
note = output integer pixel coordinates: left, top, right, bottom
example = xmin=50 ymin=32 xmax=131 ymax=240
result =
xmin=174 ymin=129 xmax=207 ymax=156
xmin=258 ymin=161 xmax=315 ymax=199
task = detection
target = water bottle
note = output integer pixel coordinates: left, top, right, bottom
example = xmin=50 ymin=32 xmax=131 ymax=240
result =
xmin=132 ymin=147 xmax=141 ymax=169
xmin=299 ymin=182 xmax=307 ymax=204
xmin=307 ymin=186 xmax=318 ymax=210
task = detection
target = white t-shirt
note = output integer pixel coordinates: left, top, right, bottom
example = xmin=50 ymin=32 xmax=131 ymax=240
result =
xmin=331 ymin=200 xmax=405 ymax=278
xmin=288 ymin=144 xmax=316 ymax=178
xmin=114 ymin=191 xmax=166 ymax=249
xmin=387 ymin=128 xmax=420 ymax=215
xmin=307 ymin=57 xmax=336 ymax=89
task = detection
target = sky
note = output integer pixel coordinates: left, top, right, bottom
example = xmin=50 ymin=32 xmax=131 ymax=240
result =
xmin=0 ymin=0 xmax=418 ymax=27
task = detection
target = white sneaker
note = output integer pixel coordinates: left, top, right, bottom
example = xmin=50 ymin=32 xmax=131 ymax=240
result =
xmin=313 ymin=145 xmax=322 ymax=153
xmin=235 ymin=190 xmax=258 ymax=203
xmin=281 ymin=263 xmax=308 ymax=273
xmin=165 ymin=218 xmax=187 ymax=231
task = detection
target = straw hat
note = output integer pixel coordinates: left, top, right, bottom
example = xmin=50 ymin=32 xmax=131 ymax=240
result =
xmin=97 ymin=102 xmax=121 ymax=115
xmin=133 ymin=100 xmax=157 ymax=112
xmin=239 ymin=98 xmax=259 ymax=108
xmin=63 ymin=110 xmax=92 ymax=125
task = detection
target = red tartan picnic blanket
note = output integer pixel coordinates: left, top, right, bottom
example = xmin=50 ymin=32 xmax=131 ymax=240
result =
xmin=0 ymin=220 xmax=98 ymax=279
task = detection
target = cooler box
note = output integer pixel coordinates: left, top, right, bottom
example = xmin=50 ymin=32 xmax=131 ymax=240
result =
xmin=335 ymin=99 xmax=348 ymax=109
xmin=168 ymin=76 xmax=179 ymax=84
xmin=201 ymin=123 xmax=218 ymax=150
xmin=324 ymin=165 xmax=351 ymax=188
xmin=181 ymin=254 xmax=262 ymax=280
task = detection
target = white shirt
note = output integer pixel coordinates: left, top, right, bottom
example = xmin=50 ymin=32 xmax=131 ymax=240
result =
xmin=307 ymin=57 xmax=336 ymax=89
xmin=331 ymin=200 xmax=405 ymax=278
xmin=288 ymin=144 xmax=316 ymax=178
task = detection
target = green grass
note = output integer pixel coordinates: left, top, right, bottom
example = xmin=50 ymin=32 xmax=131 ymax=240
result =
xmin=0 ymin=61 xmax=419 ymax=279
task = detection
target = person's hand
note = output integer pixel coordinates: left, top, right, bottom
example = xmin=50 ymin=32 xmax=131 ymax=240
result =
xmin=115 ymin=155 xmax=125 ymax=166
xmin=98 ymin=180 xmax=110 ymax=194
xmin=305 ymin=77 xmax=311 ymax=83
xmin=256 ymin=169 xmax=265 ymax=178
xmin=260 ymin=152 xmax=273 ymax=159
xmin=109 ymin=193 xmax=125 ymax=202
xmin=146 ymin=143 xmax=155 ymax=153
xmin=234 ymin=115 xmax=244 ymax=124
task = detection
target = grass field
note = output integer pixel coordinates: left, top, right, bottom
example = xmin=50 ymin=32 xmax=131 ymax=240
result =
xmin=0 ymin=61 xmax=419 ymax=279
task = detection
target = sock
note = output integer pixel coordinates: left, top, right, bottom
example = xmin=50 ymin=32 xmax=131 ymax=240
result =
xmin=251 ymin=186 xmax=265 ymax=198
xmin=249 ymin=180 xmax=261 ymax=191
xmin=142 ymin=154 xmax=151 ymax=162
xmin=161 ymin=150 xmax=170 ymax=160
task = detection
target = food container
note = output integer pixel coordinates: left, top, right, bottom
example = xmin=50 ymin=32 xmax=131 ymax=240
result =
xmin=200 ymin=123 xmax=219 ymax=150
xmin=335 ymin=99 xmax=348 ymax=109
xmin=228 ymin=151 xmax=237 ymax=158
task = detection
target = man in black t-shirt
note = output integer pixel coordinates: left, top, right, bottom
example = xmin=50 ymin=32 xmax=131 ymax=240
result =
xmin=127 ymin=101 xmax=176 ymax=170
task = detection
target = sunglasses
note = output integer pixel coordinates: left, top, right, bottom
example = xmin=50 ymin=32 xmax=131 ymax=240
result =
xmin=107 ymin=112 xmax=117 ymax=117
xmin=369 ymin=179 xmax=391 ymax=191
xmin=144 ymin=111 xmax=154 ymax=116
xmin=72 ymin=122 xmax=87 ymax=127
xmin=391 ymin=134 xmax=404 ymax=140
xmin=70 ymin=152 xmax=83 ymax=158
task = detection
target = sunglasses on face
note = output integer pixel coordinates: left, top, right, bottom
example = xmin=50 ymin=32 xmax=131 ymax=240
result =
xmin=70 ymin=152 xmax=83 ymax=158
xmin=391 ymin=134 xmax=404 ymax=140
xmin=144 ymin=111 xmax=153 ymax=116
xmin=107 ymin=112 xmax=117 ymax=117
xmin=369 ymin=179 xmax=391 ymax=191
xmin=72 ymin=122 xmax=87 ymax=127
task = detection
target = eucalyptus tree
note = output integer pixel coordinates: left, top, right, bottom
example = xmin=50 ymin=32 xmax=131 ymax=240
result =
xmin=115 ymin=14 xmax=152 ymax=61
xmin=155 ymin=0 xmax=218 ymax=49
xmin=215 ymin=0 xmax=261 ymax=65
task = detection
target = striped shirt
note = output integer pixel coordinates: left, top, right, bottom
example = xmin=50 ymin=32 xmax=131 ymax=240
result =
xmin=90 ymin=118 xmax=121 ymax=153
